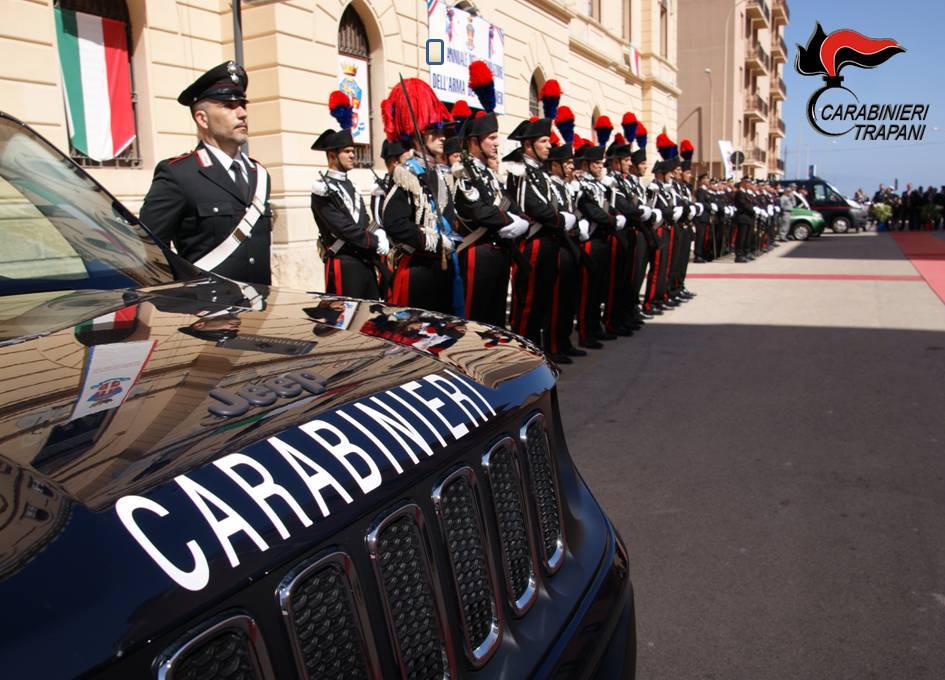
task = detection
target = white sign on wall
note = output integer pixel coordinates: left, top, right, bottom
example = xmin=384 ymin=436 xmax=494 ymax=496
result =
xmin=337 ymin=55 xmax=371 ymax=144
xmin=427 ymin=3 xmax=505 ymax=114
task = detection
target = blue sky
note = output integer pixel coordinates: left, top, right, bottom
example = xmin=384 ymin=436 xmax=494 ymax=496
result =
xmin=781 ymin=0 xmax=945 ymax=195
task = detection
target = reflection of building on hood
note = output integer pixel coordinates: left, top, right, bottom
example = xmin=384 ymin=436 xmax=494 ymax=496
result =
xmin=0 ymin=469 xmax=72 ymax=581
xmin=178 ymin=315 xmax=241 ymax=344
xmin=178 ymin=316 xmax=315 ymax=356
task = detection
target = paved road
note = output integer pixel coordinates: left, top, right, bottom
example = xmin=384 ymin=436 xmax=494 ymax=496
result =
xmin=557 ymin=232 xmax=945 ymax=680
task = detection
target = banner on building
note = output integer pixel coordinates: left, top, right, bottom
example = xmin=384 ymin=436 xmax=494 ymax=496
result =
xmin=54 ymin=8 xmax=135 ymax=161
xmin=337 ymin=56 xmax=371 ymax=145
xmin=626 ymin=43 xmax=641 ymax=78
xmin=718 ymin=140 xmax=735 ymax=179
xmin=427 ymin=3 xmax=505 ymax=113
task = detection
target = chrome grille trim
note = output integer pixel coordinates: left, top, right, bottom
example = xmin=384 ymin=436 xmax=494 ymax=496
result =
xmin=481 ymin=436 xmax=540 ymax=616
xmin=520 ymin=412 xmax=566 ymax=574
xmin=155 ymin=612 xmax=274 ymax=680
xmin=431 ymin=467 xmax=503 ymax=667
xmin=366 ymin=503 xmax=455 ymax=679
xmin=276 ymin=550 xmax=378 ymax=680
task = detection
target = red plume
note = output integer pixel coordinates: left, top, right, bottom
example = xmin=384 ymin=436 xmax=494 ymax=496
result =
xmin=621 ymin=112 xmax=638 ymax=125
xmin=469 ymin=60 xmax=494 ymax=87
xmin=555 ymin=106 xmax=575 ymax=123
xmin=593 ymin=115 xmax=613 ymax=130
xmin=614 ymin=133 xmax=627 ymax=145
xmin=451 ymin=100 xmax=472 ymax=118
xmin=382 ymin=78 xmax=452 ymax=142
xmin=539 ymin=80 xmax=562 ymax=99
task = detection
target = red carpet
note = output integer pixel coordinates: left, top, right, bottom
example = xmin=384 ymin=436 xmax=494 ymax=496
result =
xmin=686 ymin=273 xmax=923 ymax=281
xmin=890 ymin=233 xmax=945 ymax=305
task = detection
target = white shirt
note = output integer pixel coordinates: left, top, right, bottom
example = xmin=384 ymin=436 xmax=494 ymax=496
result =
xmin=203 ymin=141 xmax=249 ymax=184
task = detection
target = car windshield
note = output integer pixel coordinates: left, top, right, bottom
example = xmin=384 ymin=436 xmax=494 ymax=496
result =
xmin=826 ymin=183 xmax=847 ymax=201
xmin=0 ymin=116 xmax=177 ymax=297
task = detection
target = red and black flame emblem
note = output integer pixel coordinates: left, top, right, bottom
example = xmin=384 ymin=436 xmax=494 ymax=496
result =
xmin=796 ymin=23 xmax=905 ymax=135
xmin=796 ymin=23 xmax=905 ymax=84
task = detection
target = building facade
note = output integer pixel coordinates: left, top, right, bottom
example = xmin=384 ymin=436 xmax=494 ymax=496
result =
xmin=676 ymin=0 xmax=787 ymax=179
xmin=0 ymin=0 xmax=679 ymax=289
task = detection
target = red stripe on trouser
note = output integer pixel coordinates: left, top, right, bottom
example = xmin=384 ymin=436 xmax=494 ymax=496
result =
xmin=517 ymin=239 xmax=541 ymax=336
xmin=333 ymin=258 xmax=343 ymax=294
xmin=549 ymin=250 xmax=562 ymax=353
xmin=645 ymin=245 xmax=661 ymax=306
xmin=664 ymin=228 xmax=675 ymax=299
xmin=464 ymin=247 xmax=476 ymax=318
xmin=389 ymin=255 xmax=412 ymax=305
xmin=604 ymin=235 xmax=618 ymax=328
xmin=578 ymin=242 xmax=592 ymax=340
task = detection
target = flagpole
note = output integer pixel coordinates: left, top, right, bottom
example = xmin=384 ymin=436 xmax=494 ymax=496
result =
xmin=232 ymin=1 xmax=247 ymax=154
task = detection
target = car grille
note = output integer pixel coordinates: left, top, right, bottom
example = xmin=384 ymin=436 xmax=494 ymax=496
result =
xmin=277 ymin=553 xmax=373 ymax=680
xmin=433 ymin=468 xmax=502 ymax=665
xmin=368 ymin=506 xmax=451 ymax=679
xmin=156 ymin=412 xmax=562 ymax=679
xmin=156 ymin=614 xmax=272 ymax=680
xmin=521 ymin=414 xmax=566 ymax=572
xmin=482 ymin=437 xmax=538 ymax=615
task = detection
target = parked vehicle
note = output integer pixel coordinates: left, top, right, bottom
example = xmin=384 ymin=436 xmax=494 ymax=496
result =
xmin=775 ymin=177 xmax=868 ymax=233
xmin=0 ymin=112 xmax=636 ymax=679
xmin=786 ymin=206 xmax=826 ymax=241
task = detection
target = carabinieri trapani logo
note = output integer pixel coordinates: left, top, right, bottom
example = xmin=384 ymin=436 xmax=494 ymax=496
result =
xmin=795 ymin=23 xmax=928 ymax=140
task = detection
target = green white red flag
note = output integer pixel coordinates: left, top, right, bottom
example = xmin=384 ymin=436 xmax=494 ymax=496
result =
xmin=54 ymin=7 xmax=135 ymax=161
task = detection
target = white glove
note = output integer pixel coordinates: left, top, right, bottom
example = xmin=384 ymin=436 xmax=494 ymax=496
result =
xmin=640 ymin=205 xmax=653 ymax=222
xmin=578 ymin=218 xmax=590 ymax=241
xmin=375 ymin=228 xmax=390 ymax=256
xmin=672 ymin=206 xmax=684 ymax=222
xmin=560 ymin=211 xmax=577 ymax=231
xmin=753 ymin=207 xmax=762 ymax=216
xmin=499 ymin=212 xmax=529 ymax=240
xmin=711 ymin=202 xmax=718 ymax=213
xmin=652 ymin=209 xmax=664 ymax=226
xmin=768 ymin=206 xmax=775 ymax=216
xmin=615 ymin=214 xmax=627 ymax=230
xmin=687 ymin=206 xmax=696 ymax=220
xmin=696 ymin=202 xmax=704 ymax=216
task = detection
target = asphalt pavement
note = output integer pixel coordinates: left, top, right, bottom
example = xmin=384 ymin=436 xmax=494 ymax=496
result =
xmin=557 ymin=232 xmax=945 ymax=680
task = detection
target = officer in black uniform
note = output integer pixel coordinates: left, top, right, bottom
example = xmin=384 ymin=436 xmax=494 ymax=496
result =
xmin=626 ymin=139 xmax=660 ymax=323
xmin=140 ymin=61 xmax=272 ymax=285
xmin=310 ymin=94 xmax=389 ymax=299
xmin=451 ymin=111 xmax=527 ymax=327
xmin=371 ymin=139 xmax=409 ymax=227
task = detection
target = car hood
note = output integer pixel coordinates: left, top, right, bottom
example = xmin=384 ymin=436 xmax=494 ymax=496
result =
xmin=0 ymin=276 xmax=551 ymax=678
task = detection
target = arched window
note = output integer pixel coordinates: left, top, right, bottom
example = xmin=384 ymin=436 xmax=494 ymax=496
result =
xmin=528 ymin=73 xmax=540 ymax=117
xmin=338 ymin=5 xmax=373 ymax=168
xmin=54 ymin=0 xmax=140 ymax=167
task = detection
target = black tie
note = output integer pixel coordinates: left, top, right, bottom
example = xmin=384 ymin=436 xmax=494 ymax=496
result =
xmin=231 ymin=160 xmax=249 ymax=202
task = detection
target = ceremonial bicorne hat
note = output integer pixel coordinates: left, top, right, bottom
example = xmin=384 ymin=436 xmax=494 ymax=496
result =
xmin=312 ymin=91 xmax=355 ymax=150
xmin=178 ymin=61 xmax=248 ymax=106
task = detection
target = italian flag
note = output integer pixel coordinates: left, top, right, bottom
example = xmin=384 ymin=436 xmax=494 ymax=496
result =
xmin=54 ymin=8 xmax=135 ymax=162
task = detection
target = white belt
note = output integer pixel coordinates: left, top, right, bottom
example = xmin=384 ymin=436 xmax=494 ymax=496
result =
xmin=195 ymin=164 xmax=269 ymax=272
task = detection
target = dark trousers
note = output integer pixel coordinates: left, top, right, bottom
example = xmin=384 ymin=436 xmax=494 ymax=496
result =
xmin=644 ymin=226 xmax=669 ymax=311
xmin=577 ymin=234 xmax=611 ymax=341
xmin=549 ymin=241 xmax=579 ymax=354
xmin=669 ymin=224 xmax=691 ymax=295
xmin=603 ymin=232 xmax=632 ymax=332
xmin=325 ymin=253 xmax=379 ymax=299
xmin=735 ymin=219 xmax=752 ymax=256
xmin=677 ymin=225 xmax=694 ymax=289
xmin=694 ymin=219 xmax=710 ymax=260
xmin=459 ymin=242 xmax=510 ymax=328
xmin=511 ymin=234 xmax=558 ymax=346
xmin=388 ymin=253 xmax=454 ymax=314
xmin=628 ymin=229 xmax=649 ymax=317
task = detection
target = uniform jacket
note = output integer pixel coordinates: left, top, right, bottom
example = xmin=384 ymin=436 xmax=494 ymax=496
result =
xmin=139 ymin=141 xmax=272 ymax=285
xmin=382 ymin=157 xmax=455 ymax=256
xmin=451 ymin=155 xmax=514 ymax=238
xmin=311 ymin=168 xmax=378 ymax=260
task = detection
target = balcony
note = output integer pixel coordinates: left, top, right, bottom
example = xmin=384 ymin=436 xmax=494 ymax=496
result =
xmin=769 ymin=118 xmax=785 ymax=138
xmin=745 ymin=147 xmax=767 ymax=166
xmin=772 ymin=0 xmax=789 ymax=25
xmin=745 ymin=41 xmax=770 ymax=73
xmin=744 ymin=92 xmax=768 ymax=122
xmin=746 ymin=0 xmax=770 ymax=26
xmin=770 ymin=76 xmax=786 ymax=101
xmin=776 ymin=158 xmax=785 ymax=171
xmin=771 ymin=34 xmax=787 ymax=63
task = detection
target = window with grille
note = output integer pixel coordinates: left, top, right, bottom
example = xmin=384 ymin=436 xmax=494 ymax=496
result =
xmin=53 ymin=0 xmax=141 ymax=168
xmin=660 ymin=1 xmax=668 ymax=59
xmin=529 ymin=74 xmax=540 ymax=118
xmin=338 ymin=5 xmax=373 ymax=168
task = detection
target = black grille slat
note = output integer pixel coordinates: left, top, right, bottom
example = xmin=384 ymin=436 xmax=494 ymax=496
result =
xmin=490 ymin=443 xmax=532 ymax=600
xmin=375 ymin=515 xmax=447 ymax=679
xmin=524 ymin=416 xmax=565 ymax=571
xmin=287 ymin=563 xmax=368 ymax=680
xmin=435 ymin=470 xmax=501 ymax=663
xmin=174 ymin=629 xmax=259 ymax=680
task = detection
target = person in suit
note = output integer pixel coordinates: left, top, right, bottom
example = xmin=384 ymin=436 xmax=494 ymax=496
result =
xmin=139 ymin=61 xmax=272 ymax=285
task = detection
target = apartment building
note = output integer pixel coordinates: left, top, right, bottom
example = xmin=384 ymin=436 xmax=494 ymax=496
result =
xmin=676 ymin=0 xmax=788 ymax=179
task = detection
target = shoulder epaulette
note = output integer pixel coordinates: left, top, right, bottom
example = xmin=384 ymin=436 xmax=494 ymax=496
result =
xmin=168 ymin=150 xmax=195 ymax=165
